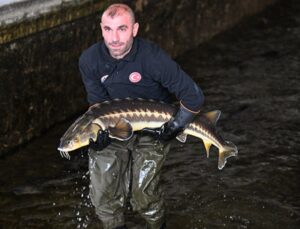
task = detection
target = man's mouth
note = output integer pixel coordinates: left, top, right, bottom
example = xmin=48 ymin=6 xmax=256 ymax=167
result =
xmin=110 ymin=43 xmax=123 ymax=48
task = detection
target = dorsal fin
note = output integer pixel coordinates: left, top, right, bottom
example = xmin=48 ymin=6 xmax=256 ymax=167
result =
xmin=204 ymin=110 xmax=221 ymax=126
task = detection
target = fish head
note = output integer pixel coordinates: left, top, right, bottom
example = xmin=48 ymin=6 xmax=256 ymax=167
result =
xmin=57 ymin=120 xmax=101 ymax=153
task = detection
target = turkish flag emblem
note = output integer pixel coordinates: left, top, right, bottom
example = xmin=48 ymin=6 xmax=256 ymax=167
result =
xmin=129 ymin=72 xmax=142 ymax=83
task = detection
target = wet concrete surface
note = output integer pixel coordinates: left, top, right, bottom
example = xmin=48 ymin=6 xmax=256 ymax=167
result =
xmin=0 ymin=0 xmax=299 ymax=228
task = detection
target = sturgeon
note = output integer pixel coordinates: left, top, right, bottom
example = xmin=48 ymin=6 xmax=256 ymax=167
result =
xmin=57 ymin=98 xmax=238 ymax=169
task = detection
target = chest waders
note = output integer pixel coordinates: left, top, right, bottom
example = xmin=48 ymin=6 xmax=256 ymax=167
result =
xmin=88 ymin=134 xmax=170 ymax=229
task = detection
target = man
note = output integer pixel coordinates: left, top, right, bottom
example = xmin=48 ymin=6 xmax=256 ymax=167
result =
xmin=79 ymin=3 xmax=204 ymax=229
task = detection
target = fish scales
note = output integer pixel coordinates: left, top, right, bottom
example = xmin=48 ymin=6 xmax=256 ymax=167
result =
xmin=186 ymin=116 xmax=224 ymax=149
xmin=94 ymin=100 xmax=175 ymax=129
xmin=58 ymin=98 xmax=238 ymax=169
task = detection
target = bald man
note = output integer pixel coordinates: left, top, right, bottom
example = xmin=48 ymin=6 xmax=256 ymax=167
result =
xmin=79 ymin=3 xmax=204 ymax=229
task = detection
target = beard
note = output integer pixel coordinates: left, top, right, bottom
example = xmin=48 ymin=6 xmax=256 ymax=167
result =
xmin=105 ymin=37 xmax=134 ymax=59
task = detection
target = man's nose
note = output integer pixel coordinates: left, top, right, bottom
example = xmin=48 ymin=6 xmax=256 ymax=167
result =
xmin=112 ymin=30 xmax=119 ymax=42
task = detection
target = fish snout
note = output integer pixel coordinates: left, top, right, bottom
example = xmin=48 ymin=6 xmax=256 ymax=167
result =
xmin=57 ymin=139 xmax=73 ymax=151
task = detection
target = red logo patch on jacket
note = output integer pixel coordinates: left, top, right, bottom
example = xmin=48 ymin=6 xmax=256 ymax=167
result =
xmin=129 ymin=72 xmax=142 ymax=83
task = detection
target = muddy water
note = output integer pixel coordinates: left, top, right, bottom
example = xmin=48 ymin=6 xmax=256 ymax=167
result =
xmin=0 ymin=0 xmax=299 ymax=228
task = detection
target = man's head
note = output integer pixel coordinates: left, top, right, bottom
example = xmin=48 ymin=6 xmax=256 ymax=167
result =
xmin=101 ymin=4 xmax=139 ymax=59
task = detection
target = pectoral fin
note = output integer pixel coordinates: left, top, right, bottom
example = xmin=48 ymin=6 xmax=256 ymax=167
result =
xmin=86 ymin=123 xmax=102 ymax=142
xmin=176 ymin=133 xmax=187 ymax=143
xmin=108 ymin=118 xmax=133 ymax=141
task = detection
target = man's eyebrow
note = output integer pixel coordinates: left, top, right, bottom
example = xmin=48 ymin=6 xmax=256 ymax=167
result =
xmin=103 ymin=25 xmax=111 ymax=29
xmin=118 ymin=25 xmax=128 ymax=29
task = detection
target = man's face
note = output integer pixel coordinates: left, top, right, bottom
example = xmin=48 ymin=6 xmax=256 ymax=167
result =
xmin=101 ymin=12 xmax=139 ymax=59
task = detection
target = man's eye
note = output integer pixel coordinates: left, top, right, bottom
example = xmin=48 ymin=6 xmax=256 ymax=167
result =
xmin=119 ymin=27 xmax=127 ymax=32
xmin=104 ymin=28 xmax=110 ymax=31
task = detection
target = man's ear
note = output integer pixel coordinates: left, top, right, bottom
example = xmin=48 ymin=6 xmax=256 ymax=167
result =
xmin=133 ymin=22 xmax=139 ymax=37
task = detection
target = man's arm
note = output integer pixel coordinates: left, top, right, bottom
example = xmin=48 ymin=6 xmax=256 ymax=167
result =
xmin=140 ymin=46 xmax=203 ymax=141
xmin=79 ymin=52 xmax=111 ymax=150
xmin=79 ymin=54 xmax=110 ymax=105
xmin=151 ymin=47 xmax=204 ymax=112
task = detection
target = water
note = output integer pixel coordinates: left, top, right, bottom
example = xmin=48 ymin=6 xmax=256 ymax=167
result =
xmin=0 ymin=0 xmax=299 ymax=228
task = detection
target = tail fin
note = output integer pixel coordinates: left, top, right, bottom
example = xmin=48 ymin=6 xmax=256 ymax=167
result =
xmin=218 ymin=141 xmax=238 ymax=170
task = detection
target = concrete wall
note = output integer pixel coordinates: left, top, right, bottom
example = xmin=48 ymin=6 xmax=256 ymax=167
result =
xmin=0 ymin=0 xmax=277 ymax=155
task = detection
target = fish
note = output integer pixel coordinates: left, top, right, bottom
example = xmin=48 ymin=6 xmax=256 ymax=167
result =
xmin=57 ymin=98 xmax=238 ymax=169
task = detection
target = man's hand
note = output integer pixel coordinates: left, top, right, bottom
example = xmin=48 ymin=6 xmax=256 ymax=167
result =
xmin=139 ymin=105 xmax=198 ymax=142
xmin=158 ymin=120 xmax=184 ymax=141
xmin=89 ymin=129 xmax=111 ymax=151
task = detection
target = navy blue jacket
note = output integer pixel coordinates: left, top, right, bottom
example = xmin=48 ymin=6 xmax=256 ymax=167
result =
xmin=79 ymin=37 xmax=204 ymax=112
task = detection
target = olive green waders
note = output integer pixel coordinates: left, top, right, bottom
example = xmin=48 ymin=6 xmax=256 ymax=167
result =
xmin=88 ymin=134 xmax=170 ymax=229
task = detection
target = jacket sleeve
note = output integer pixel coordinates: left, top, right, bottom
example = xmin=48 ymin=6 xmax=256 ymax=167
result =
xmin=151 ymin=48 xmax=204 ymax=112
xmin=79 ymin=54 xmax=110 ymax=105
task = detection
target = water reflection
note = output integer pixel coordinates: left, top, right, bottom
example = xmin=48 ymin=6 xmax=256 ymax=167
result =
xmin=0 ymin=0 xmax=299 ymax=228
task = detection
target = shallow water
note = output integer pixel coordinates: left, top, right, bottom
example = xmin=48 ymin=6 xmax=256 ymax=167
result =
xmin=0 ymin=0 xmax=299 ymax=228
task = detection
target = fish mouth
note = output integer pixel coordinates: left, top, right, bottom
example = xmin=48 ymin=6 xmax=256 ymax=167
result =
xmin=57 ymin=147 xmax=65 ymax=151
xmin=57 ymin=147 xmax=71 ymax=160
xmin=58 ymin=148 xmax=71 ymax=160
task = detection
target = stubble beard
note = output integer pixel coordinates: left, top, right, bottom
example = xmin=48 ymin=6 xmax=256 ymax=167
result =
xmin=106 ymin=37 xmax=134 ymax=59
